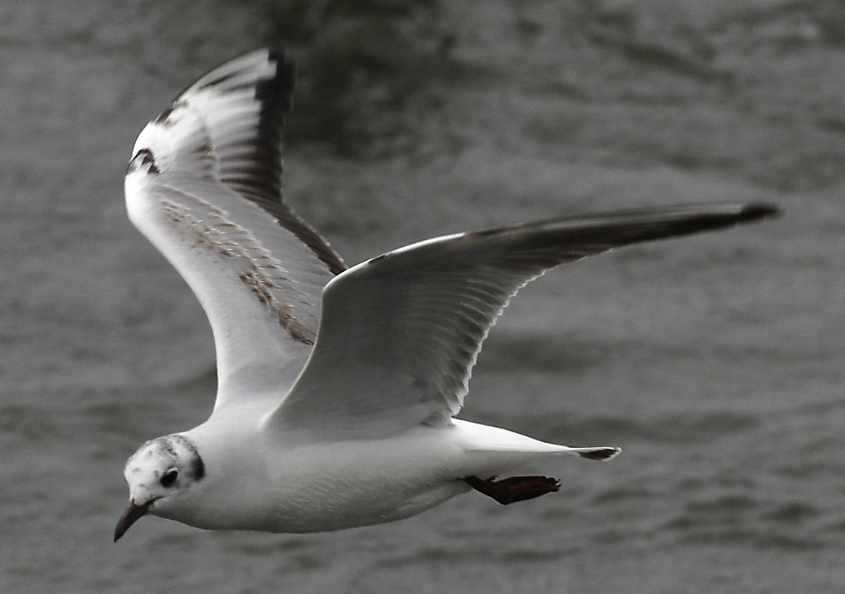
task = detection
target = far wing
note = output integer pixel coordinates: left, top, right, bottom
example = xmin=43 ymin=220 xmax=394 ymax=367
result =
xmin=270 ymin=203 xmax=777 ymax=438
xmin=125 ymin=49 xmax=344 ymax=411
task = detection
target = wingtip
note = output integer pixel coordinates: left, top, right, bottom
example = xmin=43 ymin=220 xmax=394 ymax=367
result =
xmin=738 ymin=202 xmax=781 ymax=222
xmin=265 ymin=46 xmax=295 ymax=74
xmin=254 ymin=47 xmax=296 ymax=109
xmin=265 ymin=46 xmax=289 ymax=63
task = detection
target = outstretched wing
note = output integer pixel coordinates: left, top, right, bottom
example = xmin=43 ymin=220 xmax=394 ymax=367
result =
xmin=125 ymin=49 xmax=345 ymax=411
xmin=271 ymin=203 xmax=777 ymax=439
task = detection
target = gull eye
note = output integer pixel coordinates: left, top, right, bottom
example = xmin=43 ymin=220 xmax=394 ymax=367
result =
xmin=160 ymin=468 xmax=178 ymax=488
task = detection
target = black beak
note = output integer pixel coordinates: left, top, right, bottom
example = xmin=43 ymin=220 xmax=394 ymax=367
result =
xmin=113 ymin=500 xmax=151 ymax=542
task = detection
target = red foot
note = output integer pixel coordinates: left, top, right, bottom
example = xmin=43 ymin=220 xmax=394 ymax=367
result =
xmin=465 ymin=475 xmax=561 ymax=505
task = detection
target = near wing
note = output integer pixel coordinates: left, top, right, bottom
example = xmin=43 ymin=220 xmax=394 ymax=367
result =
xmin=271 ymin=203 xmax=777 ymax=438
xmin=124 ymin=49 xmax=345 ymax=410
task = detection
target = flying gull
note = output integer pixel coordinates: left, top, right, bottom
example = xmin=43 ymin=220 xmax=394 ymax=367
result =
xmin=115 ymin=48 xmax=778 ymax=541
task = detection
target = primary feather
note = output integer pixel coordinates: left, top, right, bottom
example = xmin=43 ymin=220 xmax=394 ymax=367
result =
xmin=124 ymin=49 xmax=343 ymax=409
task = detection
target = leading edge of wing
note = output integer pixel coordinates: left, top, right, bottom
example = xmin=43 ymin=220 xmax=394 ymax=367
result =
xmin=332 ymin=201 xmax=780 ymax=280
xmin=130 ymin=47 xmax=346 ymax=276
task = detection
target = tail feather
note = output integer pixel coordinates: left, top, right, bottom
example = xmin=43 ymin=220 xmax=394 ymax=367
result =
xmin=569 ymin=446 xmax=622 ymax=461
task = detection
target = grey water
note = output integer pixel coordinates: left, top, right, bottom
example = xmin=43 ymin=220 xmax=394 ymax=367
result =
xmin=2 ymin=1 xmax=843 ymax=592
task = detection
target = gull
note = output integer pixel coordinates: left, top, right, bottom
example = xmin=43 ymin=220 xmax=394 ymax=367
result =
xmin=115 ymin=48 xmax=778 ymax=541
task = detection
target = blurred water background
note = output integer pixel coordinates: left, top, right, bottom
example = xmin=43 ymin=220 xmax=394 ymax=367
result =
xmin=1 ymin=0 xmax=843 ymax=592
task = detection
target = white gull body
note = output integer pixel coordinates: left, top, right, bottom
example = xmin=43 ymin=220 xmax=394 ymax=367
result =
xmin=116 ymin=48 xmax=778 ymax=539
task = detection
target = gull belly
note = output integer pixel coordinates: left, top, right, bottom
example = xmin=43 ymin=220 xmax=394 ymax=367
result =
xmin=173 ymin=420 xmax=473 ymax=533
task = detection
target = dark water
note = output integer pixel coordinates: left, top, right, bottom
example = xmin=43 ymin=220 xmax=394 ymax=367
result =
xmin=2 ymin=1 xmax=844 ymax=592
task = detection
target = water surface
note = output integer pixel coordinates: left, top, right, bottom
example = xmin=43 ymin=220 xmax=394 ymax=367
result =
xmin=1 ymin=1 xmax=843 ymax=592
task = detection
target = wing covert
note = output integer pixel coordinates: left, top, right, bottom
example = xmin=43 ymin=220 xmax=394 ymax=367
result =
xmin=125 ymin=49 xmax=345 ymax=410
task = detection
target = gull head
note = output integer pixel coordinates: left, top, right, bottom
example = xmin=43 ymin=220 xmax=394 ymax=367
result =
xmin=114 ymin=434 xmax=205 ymax=542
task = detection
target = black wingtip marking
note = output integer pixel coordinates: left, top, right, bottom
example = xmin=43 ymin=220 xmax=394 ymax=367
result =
xmin=471 ymin=227 xmax=502 ymax=238
xmin=255 ymin=48 xmax=295 ymax=112
xmin=738 ymin=202 xmax=781 ymax=222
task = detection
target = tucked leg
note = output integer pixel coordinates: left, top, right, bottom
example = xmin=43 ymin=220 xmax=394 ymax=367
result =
xmin=464 ymin=475 xmax=560 ymax=505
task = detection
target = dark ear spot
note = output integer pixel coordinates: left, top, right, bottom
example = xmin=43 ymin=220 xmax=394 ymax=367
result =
xmin=192 ymin=455 xmax=205 ymax=481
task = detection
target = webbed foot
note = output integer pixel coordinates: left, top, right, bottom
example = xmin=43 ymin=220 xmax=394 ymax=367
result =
xmin=464 ymin=475 xmax=560 ymax=505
